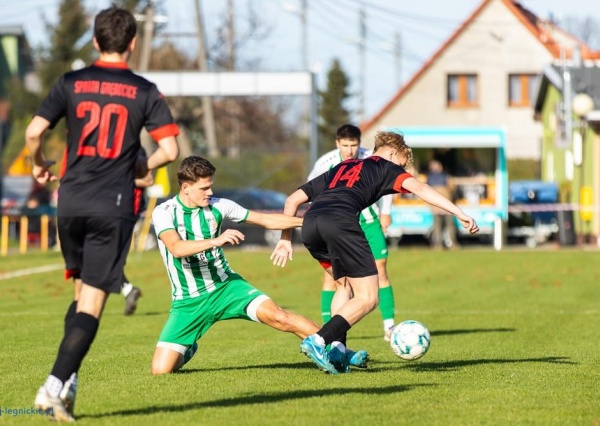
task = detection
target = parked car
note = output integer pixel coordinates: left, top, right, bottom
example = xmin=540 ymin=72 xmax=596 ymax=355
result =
xmin=212 ymin=188 xmax=303 ymax=246
xmin=141 ymin=188 xmax=303 ymax=249
xmin=1 ymin=175 xmax=34 ymax=215
xmin=507 ymin=180 xmax=560 ymax=247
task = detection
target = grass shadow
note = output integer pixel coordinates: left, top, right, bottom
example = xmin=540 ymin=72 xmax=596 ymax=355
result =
xmin=351 ymin=327 xmax=517 ymax=342
xmin=399 ymin=356 xmax=576 ymax=372
xmin=176 ymin=361 xmax=321 ymax=373
xmin=431 ymin=328 xmax=516 ymax=336
xmin=79 ymin=384 xmax=435 ymax=419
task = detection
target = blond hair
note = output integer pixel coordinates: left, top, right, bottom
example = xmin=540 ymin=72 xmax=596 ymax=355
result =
xmin=373 ymin=131 xmax=414 ymax=167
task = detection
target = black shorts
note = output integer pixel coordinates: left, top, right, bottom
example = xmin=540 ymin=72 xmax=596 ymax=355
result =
xmin=58 ymin=216 xmax=136 ymax=293
xmin=302 ymin=211 xmax=377 ymax=280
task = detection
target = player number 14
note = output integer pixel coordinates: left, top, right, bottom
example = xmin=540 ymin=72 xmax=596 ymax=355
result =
xmin=329 ymin=162 xmax=363 ymax=188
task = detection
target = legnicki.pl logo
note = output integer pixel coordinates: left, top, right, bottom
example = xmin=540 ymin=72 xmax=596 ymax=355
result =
xmin=0 ymin=406 xmax=54 ymax=417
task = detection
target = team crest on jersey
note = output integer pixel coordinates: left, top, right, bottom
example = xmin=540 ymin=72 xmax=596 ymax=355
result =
xmin=206 ymin=216 xmax=218 ymax=233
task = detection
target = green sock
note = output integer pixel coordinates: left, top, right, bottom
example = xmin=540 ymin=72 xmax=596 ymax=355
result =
xmin=321 ymin=290 xmax=335 ymax=322
xmin=378 ymin=286 xmax=395 ymax=323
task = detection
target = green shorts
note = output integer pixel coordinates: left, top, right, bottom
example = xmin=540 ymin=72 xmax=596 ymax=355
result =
xmin=362 ymin=220 xmax=388 ymax=260
xmin=157 ymin=274 xmax=269 ymax=350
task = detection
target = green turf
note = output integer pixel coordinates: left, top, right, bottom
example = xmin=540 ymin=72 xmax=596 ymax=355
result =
xmin=0 ymin=247 xmax=599 ymax=425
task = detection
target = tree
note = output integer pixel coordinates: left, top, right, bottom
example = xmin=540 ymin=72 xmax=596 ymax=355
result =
xmin=562 ymin=16 xmax=600 ymax=50
xmin=319 ymin=58 xmax=352 ymax=154
xmin=37 ymin=0 xmax=92 ymax=93
xmin=2 ymin=0 xmax=92 ymax=173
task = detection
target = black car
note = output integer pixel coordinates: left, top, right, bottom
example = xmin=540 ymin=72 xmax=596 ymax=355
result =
xmin=212 ymin=188 xmax=303 ymax=246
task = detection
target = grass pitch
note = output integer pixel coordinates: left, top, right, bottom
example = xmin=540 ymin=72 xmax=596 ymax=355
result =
xmin=0 ymin=246 xmax=598 ymax=425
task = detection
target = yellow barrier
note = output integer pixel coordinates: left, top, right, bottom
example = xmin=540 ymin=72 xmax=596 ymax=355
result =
xmin=136 ymin=197 xmax=157 ymax=253
xmin=0 ymin=214 xmax=53 ymax=256
xmin=1 ymin=215 xmax=8 ymax=256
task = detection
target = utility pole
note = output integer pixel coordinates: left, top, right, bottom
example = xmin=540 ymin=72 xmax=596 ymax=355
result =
xmin=301 ymin=0 xmax=308 ymax=70
xmin=226 ymin=0 xmax=235 ymax=71
xmin=358 ymin=5 xmax=366 ymax=122
xmin=300 ymin=0 xmax=309 ymax=138
xmin=138 ymin=0 xmax=156 ymax=72
xmin=394 ymin=31 xmax=402 ymax=88
xmin=561 ymin=46 xmax=572 ymax=150
xmin=194 ymin=0 xmax=220 ymax=158
xmin=225 ymin=0 xmax=240 ymax=158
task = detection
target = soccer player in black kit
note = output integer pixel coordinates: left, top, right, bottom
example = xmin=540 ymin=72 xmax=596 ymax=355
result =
xmin=25 ymin=6 xmax=179 ymax=421
xmin=271 ymin=131 xmax=479 ymax=374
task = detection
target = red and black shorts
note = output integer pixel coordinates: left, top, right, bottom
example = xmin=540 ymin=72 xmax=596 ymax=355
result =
xmin=301 ymin=211 xmax=377 ymax=280
xmin=58 ymin=216 xmax=136 ymax=293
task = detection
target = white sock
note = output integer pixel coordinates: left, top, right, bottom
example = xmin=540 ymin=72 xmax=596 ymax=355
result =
xmin=121 ymin=282 xmax=133 ymax=297
xmin=331 ymin=341 xmax=346 ymax=353
xmin=44 ymin=375 xmax=63 ymax=398
xmin=66 ymin=372 xmax=78 ymax=389
xmin=384 ymin=319 xmax=395 ymax=331
xmin=313 ymin=334 xmax=325 ymax=346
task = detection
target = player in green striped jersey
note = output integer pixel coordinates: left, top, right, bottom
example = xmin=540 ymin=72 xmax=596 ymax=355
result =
xmin=150 ymin=156 xmax=365 ymax=374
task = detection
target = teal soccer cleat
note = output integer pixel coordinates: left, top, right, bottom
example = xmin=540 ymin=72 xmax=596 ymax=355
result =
xmin=346 ymin=349 xmax=369 ymax=369
xmin=328 ymin=346 xmax=351 ymax=373
xmin=300 ymin=334 xmax=338 ymax=375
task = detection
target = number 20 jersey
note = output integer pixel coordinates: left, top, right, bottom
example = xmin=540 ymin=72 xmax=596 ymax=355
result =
xmin=35 ymin=60 xmax=179 ymax=219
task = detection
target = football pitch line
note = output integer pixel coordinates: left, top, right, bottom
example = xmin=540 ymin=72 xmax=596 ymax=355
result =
xmin=0 ymin=264 xmax=63 ymax=280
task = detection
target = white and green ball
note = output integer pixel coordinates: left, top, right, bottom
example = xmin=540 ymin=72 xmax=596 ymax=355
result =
xmin=390 ymin=320 xmax=431 ymax=361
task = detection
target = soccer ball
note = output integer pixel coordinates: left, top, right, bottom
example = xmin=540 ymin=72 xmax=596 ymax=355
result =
xmin=390 ymin=320 xmax=431 ymax=361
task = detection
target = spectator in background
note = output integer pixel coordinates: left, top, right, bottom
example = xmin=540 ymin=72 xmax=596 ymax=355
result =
xmin=22 ymin=194 xmax=43 ymax=244
xmin=426 ymin=160 xmax=458 ymax=249
xmin=22 ymin=191 xmax=57 ymax=247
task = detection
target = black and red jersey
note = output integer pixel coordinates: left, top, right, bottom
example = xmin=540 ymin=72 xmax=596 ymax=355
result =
xmin=299 ymin=156 xmax=413 ymax=217
xmin=36 ymin=60 xmax=179 ymax=219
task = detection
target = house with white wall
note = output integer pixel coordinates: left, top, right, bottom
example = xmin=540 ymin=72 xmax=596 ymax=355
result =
xmin=360 ymin=0 xmax=600 ymax=161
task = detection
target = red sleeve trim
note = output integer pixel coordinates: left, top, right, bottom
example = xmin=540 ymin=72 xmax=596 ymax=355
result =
xmin=149 ymin=123 xmax=180 ymax=142
xmin=392 ymin=172 xmax=413 ymax=193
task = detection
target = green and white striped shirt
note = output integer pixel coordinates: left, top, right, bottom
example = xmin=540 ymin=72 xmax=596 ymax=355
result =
xmin=152 ymin=195 xmax=249 ymax=300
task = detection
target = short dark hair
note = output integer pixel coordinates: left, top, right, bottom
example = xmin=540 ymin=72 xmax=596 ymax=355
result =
xmin=94 ymin=5 xmax=137 ymax=54
xmin=177 ymin=156 xmax=216 ymax=186
xmin=336 ymin=124 xmax=361 ymax=141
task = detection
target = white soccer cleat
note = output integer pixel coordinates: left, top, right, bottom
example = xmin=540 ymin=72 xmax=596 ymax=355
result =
xmin=34 ymin=386 xmax=75 ymax=422
xmin=60 ymin=373 xmax=78 ymax=417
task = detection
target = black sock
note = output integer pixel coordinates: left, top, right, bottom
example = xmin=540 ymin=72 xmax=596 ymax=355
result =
xmin=64 ymin=301 xmax=77 ymax=336
xmin=333 ymin=332 xmax=347 ymax=347
xmin=50 ymin=312 xmax=99 ymax=382
xmin=318 ymin=315 xmax=351 ymax=346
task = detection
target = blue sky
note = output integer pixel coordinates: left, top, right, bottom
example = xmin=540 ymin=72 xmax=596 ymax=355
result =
xmin=2 ymin=0 xmax=599 ymax=121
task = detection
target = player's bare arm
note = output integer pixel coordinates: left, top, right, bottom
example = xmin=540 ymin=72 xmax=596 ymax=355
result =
xmin=134 ymin=171 xmax=154 ymax=188
xmin=159 ymin=228 xmax=244 ymax=258
xmin=244 ymin=210 xmax=303 ymax=230
xmin=270 ymin=189 xmax=310 ymax=267
xmin=25 ymin=116 xmax=58 ymax=184
xmin=147 ymin=136 xmax=179 ymax=171
xmin=401 ymin=177 xmax=479 ymax=234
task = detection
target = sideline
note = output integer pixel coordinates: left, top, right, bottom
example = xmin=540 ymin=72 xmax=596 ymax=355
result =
xmin=0 ymin=264 xmax=63 ymax=281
